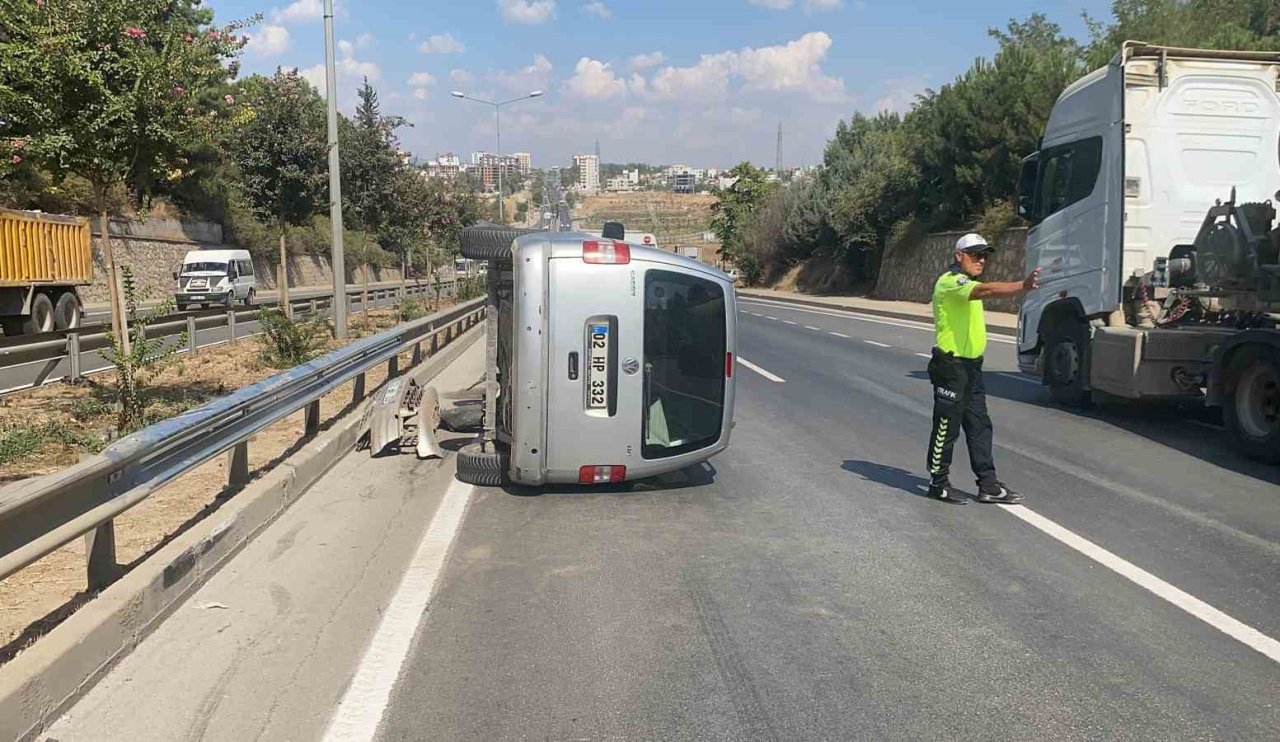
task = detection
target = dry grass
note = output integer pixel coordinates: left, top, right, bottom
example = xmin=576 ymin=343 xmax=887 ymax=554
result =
xmin=0 ymin=301 xmax=455 ymax=660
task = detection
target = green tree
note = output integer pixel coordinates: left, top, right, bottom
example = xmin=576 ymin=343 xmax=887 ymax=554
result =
xmin=709 ymin=162 xmax=778 ymax=284
xmin=102 ymin=266 xmax=186 ymax=432
xmin=0 ymin=0 xmax=252 ymax=346
xmin=229 ymin=69 xmax=327 ymax=314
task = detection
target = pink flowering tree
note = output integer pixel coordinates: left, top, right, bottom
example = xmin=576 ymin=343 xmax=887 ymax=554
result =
xmin=0 ymin=0 xmax=254 ymax=348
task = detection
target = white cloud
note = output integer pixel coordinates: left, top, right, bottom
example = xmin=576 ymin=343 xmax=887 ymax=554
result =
xmin=271 ymin=0 xmax=322 ymax=23
xmin=747 ymin=0 xmax=843 ymax=10
xmin=496 ymin=53 xmax=554 ymax=92
xmin=583 ymin=1 xmax=611 ymax=17
xmin=873 ymin=74 xmax=929 ymax=114
xmin=408 ymin=72 xmax=436 ymax=100
xmin=245 ymin=24 xmax=291 ymax=57
xmin=642 ymin=32 xmax=845 ymax=103
xmin=629 ymin=51 xmax=665 ymax=69
xmin=562 ymin=57 xmax=626 ymax=100
xmin=498 ymin=0 xmax=556 ymax=24
xmin=450 ymin=69 xmax=475 ymax=85
xmin=355 ymin=32 xmax=375 ymax=48
xmin=408 ymin=31 xmax=417 ymax=41
xmin=418 ymin=33 xmax=465 ymax=54
xmin=337 ymin=39 xmax=354 ymax=58
xmin=298 ymin=42 xmax=381 ymax=104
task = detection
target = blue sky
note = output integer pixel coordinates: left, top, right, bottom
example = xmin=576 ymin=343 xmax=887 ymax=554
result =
xmin=208 ymin=0 xmax=1113 ymax=169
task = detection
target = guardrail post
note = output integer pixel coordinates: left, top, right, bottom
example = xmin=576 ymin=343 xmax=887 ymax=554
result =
xmin=228 ymin=441 xmax=249 ymax=489
xmin=67 ymin=332 xmax=82 ymax=382
xmin=227 ymin=309 xmax=237 ymax=345
xmin=305 ymin=400 xmax=320 ymax=435
xmin=412 ymin=340 xmax=422 ymax=365
xmin=85 ymin=521 xmax=117 ymax=591
xmin=353 ymin=372 xmax=366 ymax=403
xmin=187 ymin=315 xmax=197 ymax=353
xmin=388 ymin=353 xmax=399 ymax=379
xmin=310 ymin=298 xmax=318 ymax=316
xmin=429 ymin=325 xmax=439 ymax=355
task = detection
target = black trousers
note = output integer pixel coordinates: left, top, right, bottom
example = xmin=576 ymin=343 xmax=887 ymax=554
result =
xmin=926 ymin=349 xmax=997 ymax=487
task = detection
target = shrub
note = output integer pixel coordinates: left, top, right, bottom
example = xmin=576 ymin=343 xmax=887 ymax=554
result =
xmin=256 ymin=308 xmax=330 ymax=369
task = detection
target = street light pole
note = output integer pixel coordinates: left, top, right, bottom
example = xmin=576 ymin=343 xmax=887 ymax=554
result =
xmin=323 ymin=0 xmax=347 ymax=339
xmin=452 ymin=90 xmax=542 ymax=224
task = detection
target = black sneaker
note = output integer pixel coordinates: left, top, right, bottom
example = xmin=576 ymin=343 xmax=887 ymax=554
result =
xmin=976 ymin=482 xmax=1023 ymax=504
xmin=927 ymin=480 xmax=967 ymax=505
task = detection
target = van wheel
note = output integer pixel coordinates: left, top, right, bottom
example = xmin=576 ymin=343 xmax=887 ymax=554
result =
xmin=456 ymin=442 xmax=507 ymax=486
xmin=24 ymin=293 xmax=55 ymax=334
xmin=1223 ymin=347 xmax=1280 ymax=463
xmin=1044 ymin=317 xmax=1091 ymax=407
xmin=54 ymin=292 xmax=82 ymax=331
xmin=459 ymin=225 xmax=535 ymax=261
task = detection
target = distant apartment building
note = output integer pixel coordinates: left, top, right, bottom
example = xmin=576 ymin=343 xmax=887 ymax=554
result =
xmin=422 ymin=152 xmax=464 ymax=180
xmin=573 ymin=154 xmax=600 ymax=193
xmin=512 ymin=152 xmax=532 ymax=175
xmin=469 ymin=152 xmax=523 ymax=192
xmin=605 ymin=168 xmax=641 ymax=192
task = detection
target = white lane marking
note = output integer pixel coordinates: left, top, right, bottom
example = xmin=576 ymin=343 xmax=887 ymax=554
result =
xmin=916 ymin=353 xmax=932 ymax=359
xmin=1001 ymin=504 xmax=1280 ymax=665
xmin=766 ymin=316 xmax=779 ymax=321
xmin=864 ymin=340 xmax=892 ymax=348
xmin=323 ymin=479 xmax=475 ymax=742
xmin=829 ymin=332 xmax=851 ymax=338
xmin=738 ymin=357 xmax=785 ymax=383
xmin=994 ymin=371 xmax=1040 ymax=386
xmin=804 ymin=325 xmax=821 ymax=331
xmin=783 ymin=320 xmax=798 ymax=326
xmin=739 ymin=298 xmax=1017 ymax=345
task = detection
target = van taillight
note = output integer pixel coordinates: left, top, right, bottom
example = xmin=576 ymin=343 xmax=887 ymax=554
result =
xmin=579 ymin=465 xmax=626 ymax=484
xmin=725 ymin=352 xmax=733 ymax=378
xmin=583 ymin=240 xmax=630 ymax=265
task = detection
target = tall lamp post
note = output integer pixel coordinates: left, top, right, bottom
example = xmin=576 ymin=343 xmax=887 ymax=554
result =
xmin=451 ymin=90 xmax=542 ymax=223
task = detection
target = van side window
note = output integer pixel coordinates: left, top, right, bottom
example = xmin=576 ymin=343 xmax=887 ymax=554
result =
xmin=240 ymin=259 xmax=254 ymax=276
xmin=1034 ymin=137 xmax=1103 ymax=220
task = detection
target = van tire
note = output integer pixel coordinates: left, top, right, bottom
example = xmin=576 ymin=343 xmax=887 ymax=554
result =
xmin=459 ymin=225 xmax=534 ymax=261
xmin=1222 ymin=346 xmax=1280 ymax=463
xmin=1044 ymin=317 xmax=1091 ymax=407
xmin=456 ymin=442 xmax=507 ymax=486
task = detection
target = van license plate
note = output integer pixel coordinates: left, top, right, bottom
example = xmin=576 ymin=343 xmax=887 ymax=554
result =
xmin=587 ymin=323 xmax=610 ymax=409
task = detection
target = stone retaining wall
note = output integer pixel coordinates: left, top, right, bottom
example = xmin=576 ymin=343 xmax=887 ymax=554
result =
xmin=81 ymin=218 xmax=403 ymax=305
xmin=873 ymin=228 xmax=1028 ymax=313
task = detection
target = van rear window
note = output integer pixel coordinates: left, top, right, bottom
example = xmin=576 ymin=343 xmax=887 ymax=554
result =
xmin=642 ymin=270 xmax=726 ymax=459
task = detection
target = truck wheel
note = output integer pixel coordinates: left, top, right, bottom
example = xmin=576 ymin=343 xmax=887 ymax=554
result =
xmin=1044 ymin=317 xmax=1091 ymax=407
xmin=24 ymin=293 xmax=55 ymax=334
xmin=456 ymin=441 xmax=507 ymax=486
xmin=459 ymin=225 xmax=534 ymax=261
xmin=1223 ymin=348 xmax=1280 ymax=463
xmin=54 ymin=292 xmax=81 ymax=331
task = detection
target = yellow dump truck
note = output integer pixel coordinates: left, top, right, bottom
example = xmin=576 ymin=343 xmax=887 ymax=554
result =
xmin=0 ymin=208 xmax=92 ymax=335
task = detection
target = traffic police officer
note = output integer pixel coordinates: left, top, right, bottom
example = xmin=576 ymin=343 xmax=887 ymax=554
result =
xmin=926 ymin=233 xmax=1039 ymax=504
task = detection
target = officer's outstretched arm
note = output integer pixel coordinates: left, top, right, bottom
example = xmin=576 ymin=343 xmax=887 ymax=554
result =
xmin=970 ymin=269 xmax=1039 ymax=300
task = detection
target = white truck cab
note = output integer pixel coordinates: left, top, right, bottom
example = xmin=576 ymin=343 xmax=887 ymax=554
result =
xmin=1018 ymin=43 xmax=1280 ymax=461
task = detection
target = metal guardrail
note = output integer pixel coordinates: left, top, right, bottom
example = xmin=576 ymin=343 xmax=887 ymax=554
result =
xmin=0 ymin=296 xmax=486 ymax=590
xmin=0 ymin=281 xmax=462 ymax=395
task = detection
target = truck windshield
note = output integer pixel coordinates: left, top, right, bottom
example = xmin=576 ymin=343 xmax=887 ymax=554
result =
xmin=642 ymin=269 xmax=726 ymax=459
xmin=182 ymin=262 xmax=228 ymax=274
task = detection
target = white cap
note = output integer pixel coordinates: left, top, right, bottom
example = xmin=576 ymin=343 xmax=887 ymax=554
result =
xmin=955 ymin=233 xmax=991 ymax=253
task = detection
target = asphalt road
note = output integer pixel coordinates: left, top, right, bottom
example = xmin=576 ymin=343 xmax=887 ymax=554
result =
xmin=0 ymin=283 xmax=453 ymax=395
xmin=44 ymin=297 xmax=1280 ymax=740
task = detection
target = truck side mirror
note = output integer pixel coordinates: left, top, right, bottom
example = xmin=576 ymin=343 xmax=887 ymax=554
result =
xmin=172 ymin=270 xmax=179 ymax=281
xmin=1017 ymin=155 xmax=1040 ymax=221
xmin=602 ymin=221 xmax=625 ymax=240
